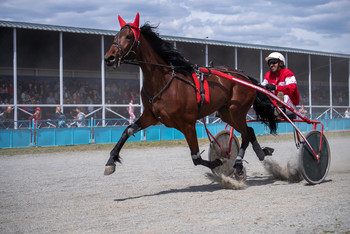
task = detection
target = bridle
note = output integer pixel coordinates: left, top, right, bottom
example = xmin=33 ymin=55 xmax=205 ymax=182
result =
xmin=111 ymin=25 xmax=140 ymax=67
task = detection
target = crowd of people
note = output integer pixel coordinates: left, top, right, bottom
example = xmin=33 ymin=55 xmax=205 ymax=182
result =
xmin=0 ymin=72 xmax=348 ymax=109
xmin=0 ymin=78 xmax=14 ymax=105
xmin=290 ymin=84 xmax=347 ymax=107
xmin=1 ymin=69 xmax=350 ymax=128
xmin=0 ymin=75 xmax=141 ymax=129
xmin=0 ymin=76 xmax=140 ymax=120
xmin=0 ymin=76 xmax=139 ymax=107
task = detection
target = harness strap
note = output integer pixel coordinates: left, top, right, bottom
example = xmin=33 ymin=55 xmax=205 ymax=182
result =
xmin=199 ymin=78 xmax=205 ymax=113
xmin=142 ymin=70 xmax=198 ymax=123
xmin=192 ymin=72 xmax=207 ymax=113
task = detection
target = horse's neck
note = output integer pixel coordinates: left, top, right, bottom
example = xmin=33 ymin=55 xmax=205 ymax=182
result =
xmin=137 ymin=36 xmax=170 ymax=95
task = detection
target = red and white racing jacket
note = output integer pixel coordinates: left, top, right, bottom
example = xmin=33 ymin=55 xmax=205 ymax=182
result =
xmin=262 ymin=68 xmax=300 ymax=107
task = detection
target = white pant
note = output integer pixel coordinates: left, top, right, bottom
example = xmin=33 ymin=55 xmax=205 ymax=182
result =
xmin=284 ymin=95 xmax=296 ymax=115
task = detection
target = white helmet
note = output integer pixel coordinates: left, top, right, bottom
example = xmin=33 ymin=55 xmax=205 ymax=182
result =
xmin=265 ymin=52 xmax=285 ymax=65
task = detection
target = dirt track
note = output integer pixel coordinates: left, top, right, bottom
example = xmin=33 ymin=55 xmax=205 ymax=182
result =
xmin=1 ymin=134 xmax=350 ymax=233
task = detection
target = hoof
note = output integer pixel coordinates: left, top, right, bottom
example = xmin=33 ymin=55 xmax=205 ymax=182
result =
xmin=257 ymin=147 xmax=274 ymax=161
xmin=233 ymin=162 xmax=246 ymax=181
xmin=233 ymin=166 xmax=247 ymax=181
xmin=104 ymin=165 xmax=116 ymax=175
xmin=234 ymin=171 xmax=246 ymax=181
xmin=263 ymin=147 xmax=274 ymax=156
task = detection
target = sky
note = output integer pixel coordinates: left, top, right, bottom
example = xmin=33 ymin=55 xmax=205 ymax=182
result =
xmin=1 ymin=0 xmax=350 ymax=54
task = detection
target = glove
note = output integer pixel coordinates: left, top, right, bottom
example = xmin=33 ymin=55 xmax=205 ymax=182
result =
xmin=265 ymin=83 xmax=276 ymax=91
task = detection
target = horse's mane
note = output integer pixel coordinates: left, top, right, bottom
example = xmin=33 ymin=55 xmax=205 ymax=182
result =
xmin=140 ymin=23 xmax=193 ymax=75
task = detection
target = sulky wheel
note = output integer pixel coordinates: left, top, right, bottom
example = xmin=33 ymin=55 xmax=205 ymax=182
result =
xmin=298 ymin=130 xmax=331 ymax=185
xmin=208 ymin=130 xmax=240 ymax=177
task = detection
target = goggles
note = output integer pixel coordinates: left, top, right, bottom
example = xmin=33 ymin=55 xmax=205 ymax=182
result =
xmin=268 ymin=59 xmax=280 ymax=66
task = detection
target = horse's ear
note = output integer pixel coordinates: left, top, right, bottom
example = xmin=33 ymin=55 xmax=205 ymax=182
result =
xmin=118 ymin=15 xmax=127 ymax=28
xmin=133 ymin=12 xmax=140 ymax=28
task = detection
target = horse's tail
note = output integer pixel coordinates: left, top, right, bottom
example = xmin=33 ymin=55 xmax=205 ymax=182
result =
xmin=250 ymin=77 xmax=277 ymax=134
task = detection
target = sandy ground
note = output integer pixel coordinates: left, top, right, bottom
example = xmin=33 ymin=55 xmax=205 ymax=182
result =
xmin=0 ymin=134 xmax=349 ymax=233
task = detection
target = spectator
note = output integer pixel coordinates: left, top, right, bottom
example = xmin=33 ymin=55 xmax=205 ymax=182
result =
xmin=39 ymin=83 xmax=45 ymax=97
xmin=128 ymin=99 xmax=136 ymax=124
xmin=1 ymin=106 xmax=14 ymax=121
xmin=0 ymin=83 xmax=9 ymax=100
xmin=87 ymin=98 xmax=94 ymax=114
xmin=1 ymin=98 xmax=10 ymax=106
xmin=72 ymin=107 xmax=86 ymax=127
xmin=79 ymin=82 xmax=88 ymax=96
xmin=298 ymin=105 xmax=307 ymax=115
xmin=0 ymin=109 xmax=4 ymax=129
xmin=46 ymin=92 xmax=56 ymax=104
xmin=55 ymin=106 xmax=68 ymax=128
xmin=7 ymin=83 xmax=14 ymax=102
xmin=345 ymin=108 xmax=350 ymax=118
xmin=28 ymin=107 xmax=43 ymax=127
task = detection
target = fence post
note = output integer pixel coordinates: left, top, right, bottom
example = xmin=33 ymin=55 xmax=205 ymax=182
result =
xmin=91 ymin=117 xmax=94 ymax=144
xmin=32 ymin=119 xmax=35 ymax=147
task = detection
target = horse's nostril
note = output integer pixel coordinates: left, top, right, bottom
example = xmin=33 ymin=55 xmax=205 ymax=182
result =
xmin=105 ymin=55 xmax=116 ymax=66
xmin=105 ymin=55 xmax=115 ymax=62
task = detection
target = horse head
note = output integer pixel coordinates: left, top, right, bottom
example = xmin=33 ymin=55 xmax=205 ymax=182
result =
xmin=104 ymin=13 xmax=140 ymax=68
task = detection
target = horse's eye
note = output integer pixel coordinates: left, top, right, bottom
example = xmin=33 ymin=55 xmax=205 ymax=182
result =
xmin=126 ymin=35 xmax=132 ymax=40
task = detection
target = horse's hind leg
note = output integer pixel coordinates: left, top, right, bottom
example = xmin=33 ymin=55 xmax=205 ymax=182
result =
xmin=183 ymin=123 xmax=224 ymax=169
xmin=219 ymin=113 xmax=274 ymax=177
xmin=233 ymin=125 xmax=250 ymax=178
xmin=219 ymin=107 xmax=250 ymax=178
xmin=232 ymin=126 xmax=274 ymax=178
xmin=247 ymin=126 xmax=274 ymax=161
xmin=104 ymin=111 xmax=157 ymax=175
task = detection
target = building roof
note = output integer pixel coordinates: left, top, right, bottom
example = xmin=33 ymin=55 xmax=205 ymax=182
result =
xmin=1 ymin=20 xmax=350 ymax=58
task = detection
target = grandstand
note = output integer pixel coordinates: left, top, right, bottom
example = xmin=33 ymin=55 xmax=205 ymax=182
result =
xmin=1 ymin=20 xmax=350 ymax=123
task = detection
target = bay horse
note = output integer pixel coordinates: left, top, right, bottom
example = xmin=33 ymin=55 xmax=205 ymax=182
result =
xmin=104 ymin=13 xmax=277 ymax=179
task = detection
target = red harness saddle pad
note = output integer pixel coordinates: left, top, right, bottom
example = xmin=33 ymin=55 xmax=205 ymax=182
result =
xmin=192 ymin=73 xmax=210 ymax=103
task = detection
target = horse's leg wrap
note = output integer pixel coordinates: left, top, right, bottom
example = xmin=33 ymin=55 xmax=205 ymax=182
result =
xmin=192 ymin=152 xmax=201 ymax=161
xmin=126 ymin=123 xmax=139 ymax=137
xmin=233 ymin=149 xmax=245 ymax=178
xmin=233 ymin=136 xmax=248 ymax=178
xmin=236 ymin=148 xmax=245 ymax=163
xmin=191 ymin=152 xmax=203 ymax=166
xmin=233 ymin=148 xmax=244 ymax=170
xmin=192 ymin=152 xmax=202 ymax=166
xmin=106 ymin=124 xmax=140 ymax=168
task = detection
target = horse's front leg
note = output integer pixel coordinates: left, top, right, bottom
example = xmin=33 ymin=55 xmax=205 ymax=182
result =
xmin=183 ymin=124 xmax=224 ymax=170
xmin=104 ymin=112 xmax=157 ymax=175
xmin=104 ymin=123 xmax=140 ymax=175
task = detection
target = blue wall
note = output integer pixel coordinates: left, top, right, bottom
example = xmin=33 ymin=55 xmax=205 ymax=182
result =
xmin=1 ymin=119 xmax=350 ymax=148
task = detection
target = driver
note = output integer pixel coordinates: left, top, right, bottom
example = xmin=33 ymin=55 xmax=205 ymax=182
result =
xmin=262 ymin=52 xmax=300 ymax=119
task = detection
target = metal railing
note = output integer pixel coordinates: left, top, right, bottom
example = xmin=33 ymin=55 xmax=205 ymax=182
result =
xmin=1 ymin=116 xmax=350 ymax=148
